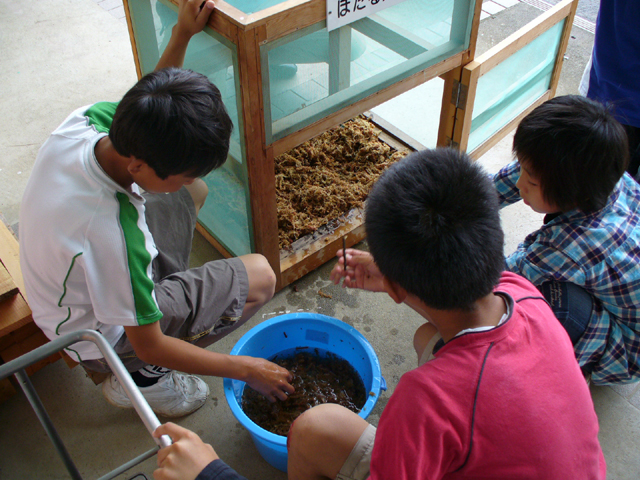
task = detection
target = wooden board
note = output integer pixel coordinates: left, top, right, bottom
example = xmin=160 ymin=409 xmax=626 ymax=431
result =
xmin=0 ymin=327 xmax=58 ymax=377
xmin=0 ymin=222 xmax=24 ymax=295
xmin=0 ymin=261 xmax=18 ymax=303
xmin=0 ymin=294 xmax=32 ymax=339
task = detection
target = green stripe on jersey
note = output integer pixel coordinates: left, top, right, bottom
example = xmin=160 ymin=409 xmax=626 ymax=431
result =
xmin=116 ymin=192 xmax=163 ymax=325
xmin=85 ymin=102 xmax=118 ymax=133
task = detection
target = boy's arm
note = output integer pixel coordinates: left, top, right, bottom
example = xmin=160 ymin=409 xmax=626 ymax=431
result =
xmin=493 ymin=160 xmax=522 ymax=207
xmin=124 ymin=322 xmax=294 ymax=402
xmin=154 ymin=0 xmax=216 ymax=71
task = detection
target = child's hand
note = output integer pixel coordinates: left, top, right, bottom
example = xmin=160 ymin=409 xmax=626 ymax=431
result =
xmin=330 ymin=249 xmax=387 ymax=293
xmin=153 ymin=422 xmax=218 ymax=480
xmin=242 ymin=357 xmax=295 ymax=402
xmin=155 ymin=0 xmax=215 ymax=69
xmin=175 ymin=0 xmax=215 ymax=40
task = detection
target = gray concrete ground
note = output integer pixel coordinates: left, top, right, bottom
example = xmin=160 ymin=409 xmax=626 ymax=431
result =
xmin=1 ymin=0 xmax=639 ymax=479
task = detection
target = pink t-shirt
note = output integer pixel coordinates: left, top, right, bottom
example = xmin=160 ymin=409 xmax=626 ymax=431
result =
xmin=371 ymin=272 xmax=606 ymax=479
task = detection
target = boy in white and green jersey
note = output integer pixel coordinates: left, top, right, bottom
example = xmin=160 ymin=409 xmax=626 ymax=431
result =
xmin=18 ymin=0 xmax=294 ymax=418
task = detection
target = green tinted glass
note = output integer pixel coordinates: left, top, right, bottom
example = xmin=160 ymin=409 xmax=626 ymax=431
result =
xmin=468 ymin=20 xmax=565 ymax=153
xmin=262 ymin=0 xmax=474 ymax=142
xmin=126 ymin=0 xmax=252 ymax=256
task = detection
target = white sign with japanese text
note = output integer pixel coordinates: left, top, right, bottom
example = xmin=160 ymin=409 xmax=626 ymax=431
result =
xmin=326 ymin=0 xmax=407 ymax=32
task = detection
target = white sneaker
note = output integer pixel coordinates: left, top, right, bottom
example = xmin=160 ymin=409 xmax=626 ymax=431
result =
xmin=102 ymin=371 xmax=209 ymax=418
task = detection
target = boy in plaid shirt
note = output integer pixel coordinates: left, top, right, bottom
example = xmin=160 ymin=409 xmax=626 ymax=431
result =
xmin=494 ymin=94 xmax=640 ymax=385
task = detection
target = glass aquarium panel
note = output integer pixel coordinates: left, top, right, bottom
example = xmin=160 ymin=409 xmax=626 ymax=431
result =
xmin=467 ymin=21 xmax=565 ymax=153
xmin=126 ymin=0 xmax=252 ymax=256
xmin=262 ymin=0 xmax=474 ymax=142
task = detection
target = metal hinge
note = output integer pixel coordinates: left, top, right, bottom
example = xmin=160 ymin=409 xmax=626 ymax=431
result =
xmin=445 ymin=137 xmax=460 ymax=149
xmin=451 ymin=79 xmax=468 ymax=109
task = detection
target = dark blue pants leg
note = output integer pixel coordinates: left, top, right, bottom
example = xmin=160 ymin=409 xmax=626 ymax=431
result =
xmin=538 ymin=280 xmax=593 ymax=346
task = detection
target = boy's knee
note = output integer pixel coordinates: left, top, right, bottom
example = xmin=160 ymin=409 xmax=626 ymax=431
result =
xmin=413 ymin=322 xmax=438 ymax=358
xmin=289 ymin=403 xmax=351 ymax=445
xmin=257 ymin=255 xmax=276 ymax=295
xmin=243 ymin=254 xmax=276 ymax=302
xmin=288 ymin=405 xmax=334 ymax=457
xmin=288 ymin=404 xmax=368 ymax=479
xmin=185 ymin=178 xmax=208 ymax=214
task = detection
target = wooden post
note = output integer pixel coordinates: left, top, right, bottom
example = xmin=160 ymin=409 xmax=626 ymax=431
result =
xmin=236 ymin=25 xmax=283 ymax=286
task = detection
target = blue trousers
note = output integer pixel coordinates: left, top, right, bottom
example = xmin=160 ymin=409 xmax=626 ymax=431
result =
xmin=538 ymin=280 xmax=593 ymax=347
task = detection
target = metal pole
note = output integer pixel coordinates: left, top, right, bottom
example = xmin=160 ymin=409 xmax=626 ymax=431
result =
xmin=14 ymin=369 xmax=83 ymax=480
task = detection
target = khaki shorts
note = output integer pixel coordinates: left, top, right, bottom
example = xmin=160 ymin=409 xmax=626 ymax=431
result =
xmin=82 ymin=188 xmax=249 ymax=373
xmin=336 ymin=424 xmax=377 ymax=480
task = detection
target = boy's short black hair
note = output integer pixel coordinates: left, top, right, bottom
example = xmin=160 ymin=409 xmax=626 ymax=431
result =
xmin=513 ymin=95 xmax=628 ymax=212
xmin=365 ymin=148 xmax=504 ymax=311
xmin=110 ymin=67 xmax=233 ymax=179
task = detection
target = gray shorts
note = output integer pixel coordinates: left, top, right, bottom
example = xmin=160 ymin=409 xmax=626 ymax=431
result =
xmin=82 ymin=188 xmax=250 ymax=373
xmin=336 ymin=424 xmax=376 ymax=480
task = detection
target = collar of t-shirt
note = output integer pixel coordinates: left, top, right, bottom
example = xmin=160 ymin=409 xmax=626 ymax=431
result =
xmin=432 ymin=293 xmax=511 ymax=354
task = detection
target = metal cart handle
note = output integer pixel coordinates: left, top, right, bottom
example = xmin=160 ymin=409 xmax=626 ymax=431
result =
xmin=0 ymin=329 xmax=172 ymax=480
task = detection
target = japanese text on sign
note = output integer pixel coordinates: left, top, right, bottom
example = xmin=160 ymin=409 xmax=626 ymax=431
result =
xmin=326 ymin=0 xmax=407 ymax=31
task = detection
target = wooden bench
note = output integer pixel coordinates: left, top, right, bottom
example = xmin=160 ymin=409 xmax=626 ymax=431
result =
xmin=0 ymin=221 xmax=60 ymax=401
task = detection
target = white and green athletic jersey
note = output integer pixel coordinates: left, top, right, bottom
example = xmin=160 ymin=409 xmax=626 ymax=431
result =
xmin=19 ymin=103 xmax=163 ymax=362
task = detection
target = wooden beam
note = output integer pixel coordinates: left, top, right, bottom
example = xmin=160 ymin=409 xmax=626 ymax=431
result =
xmin=328 ymin=26 xmax=352 ymax=95
xmin=463 ymin=0 xmax=484 ymax=63
xmin=437 ymin=67 xmax=462 ymax=148
xmin=236 ymin=26 xmax=283 ymax=286
xmin=253 ymin=0 xmax=325 ymax=43
xmin=548 ymin=0 xmax=579 ymax=95
xmin=280 ymin=222 xmax=366 ymax=288
xmin=122 ymin=0 xmax=143 ymax=79
xmin=451 ymin=65 xmax=478 ymax=153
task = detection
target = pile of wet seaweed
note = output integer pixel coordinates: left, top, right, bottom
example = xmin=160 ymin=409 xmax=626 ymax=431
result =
xmin=275 ymin=116 xmax=406 ymax=249
xmin=242 ymin=351 xmax=366 ymax=436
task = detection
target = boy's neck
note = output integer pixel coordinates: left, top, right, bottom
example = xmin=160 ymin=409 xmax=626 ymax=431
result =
xmin=94 ymin=137 xmax=134 ymax=190
xmin=424 ymin=293 xmax=507 ymax=343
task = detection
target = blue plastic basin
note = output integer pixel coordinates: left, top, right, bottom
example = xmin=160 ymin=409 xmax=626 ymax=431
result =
xmin=223 ymin=313 xmax=386 ymax=472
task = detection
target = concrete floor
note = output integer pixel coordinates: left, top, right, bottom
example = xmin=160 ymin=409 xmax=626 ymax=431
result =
xmin=1 ymin=0 xmax=639 ymax=479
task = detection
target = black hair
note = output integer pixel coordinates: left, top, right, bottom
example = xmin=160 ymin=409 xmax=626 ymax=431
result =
xmin=513 ymin=95 xmax=628 ymax=212
xmin=109 ymin=67 xmax=233 ymax=179
xmin=365 ymin=148 xmax=504 ymax=311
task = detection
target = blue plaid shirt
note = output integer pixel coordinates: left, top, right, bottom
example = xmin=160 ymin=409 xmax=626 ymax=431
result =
xmin=494 ymin=161 xmax=640 ymax=385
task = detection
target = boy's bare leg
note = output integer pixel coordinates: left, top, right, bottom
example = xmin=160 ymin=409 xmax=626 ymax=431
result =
xmin=413 ymin=322 xmax=438 ymax=362
xmin=185 ymin=178 xmax=209 ymax=215
xmin=239 ymin=254 xmax=277 ymax=321
xmin=288 ymin=403 xmax=370 ymax=480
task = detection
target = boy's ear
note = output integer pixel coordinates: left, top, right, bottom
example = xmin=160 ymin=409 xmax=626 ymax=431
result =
xmin=383 ymin=277 xmax=407 ymax=304
xmin=127 ymin=157 xmax=146 ymax=174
